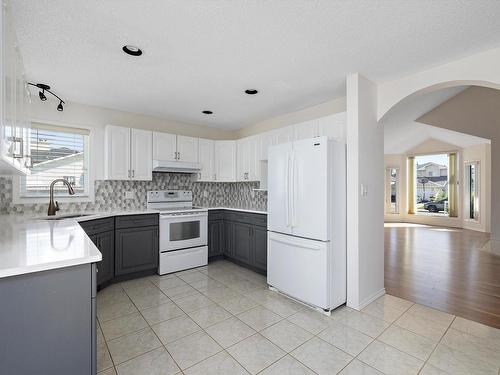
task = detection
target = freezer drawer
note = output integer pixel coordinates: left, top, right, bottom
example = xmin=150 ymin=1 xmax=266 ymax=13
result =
xmin=159 ymin=246 xmax=208 ymax=275
xmin=267 ymin=231 xmax=329 ymax=309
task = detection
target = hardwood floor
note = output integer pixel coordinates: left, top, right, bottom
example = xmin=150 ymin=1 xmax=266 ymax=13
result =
xmin=384 ymin=223 xmax=500 ymax=328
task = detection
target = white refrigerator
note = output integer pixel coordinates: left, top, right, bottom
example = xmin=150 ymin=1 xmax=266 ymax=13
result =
xmin=267 ymin=136 xmax=346 ymax=311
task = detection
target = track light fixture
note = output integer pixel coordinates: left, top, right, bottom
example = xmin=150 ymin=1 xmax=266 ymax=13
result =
xmin=39 ymin=90 xmax=47 ymax=101
xmin=28 ymin=82 xmax=65 ymax=112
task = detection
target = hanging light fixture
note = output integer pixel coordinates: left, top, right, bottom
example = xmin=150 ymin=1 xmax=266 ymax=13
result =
xmin=28 ymin=82 xmax=65 ymax=112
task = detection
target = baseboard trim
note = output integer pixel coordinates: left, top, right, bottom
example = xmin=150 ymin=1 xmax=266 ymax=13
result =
xmin=358 ymin=288 xmax=386 ymax=310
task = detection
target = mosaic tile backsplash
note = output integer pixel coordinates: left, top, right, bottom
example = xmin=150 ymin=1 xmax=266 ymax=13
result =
xmin=0 ymin=174 xmax=267 ymax=215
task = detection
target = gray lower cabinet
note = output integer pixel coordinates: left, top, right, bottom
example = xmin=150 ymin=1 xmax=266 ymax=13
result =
xmin=223 ymin=219 xmax=233 ymax=257
xmin=79 ymin=214 xmax=159 ymax=287
xmin=253 ymin=225 xmax=268 ymax=271
xmin=0 ymin=263 xmax=96 ymax=375
xmin=115 ymin=226 xmax=159 ymax=276
xmin=232 ymin=222 xmax=253 ymax=264
xmin=92 ymin=230 xmax=114 ymax=286
xmin=208 ymin=219 xmax=223 ymax=257
xmin=208 ymin=210 xmax=267 ymax=274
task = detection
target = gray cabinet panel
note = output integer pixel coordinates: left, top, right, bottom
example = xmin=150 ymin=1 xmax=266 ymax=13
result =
xmin=95 ymin=230 xmax=114 ymax=286
xmin=223 ymin=220 xmax=233 ymax=257
xmin=0 ymin=264 xmax=94 ymax=375
xmin=253 ymin=225 xmax=268 ymax=272
xmin=115 ymin=226 xmax=159 ymax=276
xmin=208 ymin=219 xmax=223 ymax=258
xmin=232 ymin=222 xmax=253 ymax=264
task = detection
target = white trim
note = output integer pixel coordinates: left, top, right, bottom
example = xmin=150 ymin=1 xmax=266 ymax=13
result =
xmin=358 ymin=288 xmax=386 ymax=310
xmin=12 ymin=120 xmax=95 ymax=204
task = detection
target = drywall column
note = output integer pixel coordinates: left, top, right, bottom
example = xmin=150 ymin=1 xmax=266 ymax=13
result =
xmin=346 ymin=73 xmax=385 ymax=310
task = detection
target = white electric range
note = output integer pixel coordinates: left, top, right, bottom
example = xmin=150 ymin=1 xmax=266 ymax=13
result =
xmin=147 ymin=190 xmax=208 ymax=275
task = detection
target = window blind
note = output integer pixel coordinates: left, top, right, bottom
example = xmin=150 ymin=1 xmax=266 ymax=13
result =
xmin=20 ymin=123 xmax=90 ymax=197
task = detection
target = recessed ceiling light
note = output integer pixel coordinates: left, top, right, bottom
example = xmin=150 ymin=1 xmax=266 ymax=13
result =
xmin=122 ymin=45 xmax=142 ymax=56
xmin=202 ymin=110 xmax=213 ymax=114
xmin=245 ymin=89 xmax=259 ymax=95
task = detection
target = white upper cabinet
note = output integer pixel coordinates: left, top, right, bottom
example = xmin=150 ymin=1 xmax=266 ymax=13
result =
xmin=274 ymin=125 xmax=294 ymax=145
xmin=153 ymin=132 xmax=199 ymax=163
xmin=153 ymin=132 xmax=176 ymax=161
xmin=0 ymin=2 xmax=31 ymax=175
xmin=105 ymin=125 xmax=152 ymax=181
xmin=198 ymin=138 xmax=215 ymax=181
xmin=130 ymin=128 xmax=153 ymax=180
xmin=318 ymin=112 xmax=346 ymax=141
xmin=258 ymin=132 xmax=274 ymax=161
xmin=215 ymin=140 xmax=236 ymax=182
xmin=177 ymin=135 xmax=198 ymax=163
xmin=294 ymin=119 xmax=319 ymax=140
xmin=237 ymin=136 xmax=259 ymax=181
xmin=105 ymin=125 xmax=131 ymax=180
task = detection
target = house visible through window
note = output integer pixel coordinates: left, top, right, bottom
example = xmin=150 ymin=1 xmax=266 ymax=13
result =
xmin=20 ymin=123 xmax=90 ymax=197
xmin=409 ymin=152 xmax=458 ymax=217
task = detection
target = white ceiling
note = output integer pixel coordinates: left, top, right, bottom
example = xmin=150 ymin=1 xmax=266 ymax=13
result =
xmin=383 ymin=86 xmax=490 ymax=154
xmin=11 ymin=0 xmax=500 ymax=130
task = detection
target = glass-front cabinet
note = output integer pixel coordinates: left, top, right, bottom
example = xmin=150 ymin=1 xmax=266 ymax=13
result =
xmin=0 ymin=1 xmax=31 ymax=175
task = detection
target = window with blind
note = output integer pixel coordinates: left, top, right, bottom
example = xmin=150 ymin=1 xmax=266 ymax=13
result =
xmin=20 ymin=123 xmax=90 ymax=197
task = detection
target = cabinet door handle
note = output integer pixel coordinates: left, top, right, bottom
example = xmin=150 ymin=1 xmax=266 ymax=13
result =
xmin=8 ymin=137 xmax=23 ymax=158
xmin=177 ymin=151 xmax=181 ymax=160
xmin=132 ymin=169 xmax=135 ymax=178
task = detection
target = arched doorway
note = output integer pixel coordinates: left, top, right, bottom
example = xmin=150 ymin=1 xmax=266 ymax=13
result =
xmin=378 ymin=83 xmax=499 ymax=327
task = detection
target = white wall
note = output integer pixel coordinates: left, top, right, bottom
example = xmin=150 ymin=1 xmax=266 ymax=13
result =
xmin=346 ymin=74 xmax=385 ymax=310
xmin=237 ymin=97 xmax=346 ymax=138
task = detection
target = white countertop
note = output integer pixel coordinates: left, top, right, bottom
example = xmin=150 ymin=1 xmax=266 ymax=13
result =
xmin=0 ymin=210 xmax=158 ymax=279
xmin=206 ymin=207 xmax=267 ymax=215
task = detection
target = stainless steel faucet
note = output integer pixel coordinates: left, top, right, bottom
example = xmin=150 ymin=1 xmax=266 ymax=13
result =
xmin=47 ymin=179 xmax=75 ymax=216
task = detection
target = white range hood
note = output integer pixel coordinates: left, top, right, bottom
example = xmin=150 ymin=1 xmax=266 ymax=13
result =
xmin=152 ymin=159 xmax=201 ymax=173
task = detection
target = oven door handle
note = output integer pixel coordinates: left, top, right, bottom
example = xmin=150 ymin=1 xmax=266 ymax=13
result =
xmin=160 ymin=213 xmax=207 ymax=219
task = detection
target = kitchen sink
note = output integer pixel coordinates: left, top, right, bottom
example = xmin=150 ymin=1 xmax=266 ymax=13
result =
xmin=41 ymin=214 xmax=92 ymax=220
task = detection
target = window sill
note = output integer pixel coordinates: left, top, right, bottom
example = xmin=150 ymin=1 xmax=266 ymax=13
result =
xmin=13 ymin=195 xmax=95 ymax=204
xmin=12 ymin=176 xmax=95 ymax=204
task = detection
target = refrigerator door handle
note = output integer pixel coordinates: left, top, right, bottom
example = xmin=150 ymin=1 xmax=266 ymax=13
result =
xmin=285 ymin=151 xmax=290 ymax=227
xmin=290 ymin=150 xmax=296 ymax=227
xmin=269 ymin=234 xmax=323 ymax=250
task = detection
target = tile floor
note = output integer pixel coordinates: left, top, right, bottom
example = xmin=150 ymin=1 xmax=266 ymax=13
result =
xmin=96 ymin=260 xmax=500 ymax=375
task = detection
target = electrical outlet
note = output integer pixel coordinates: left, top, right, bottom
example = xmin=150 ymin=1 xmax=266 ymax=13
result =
xmin=124 ymin=191 xmax=134 ymax=200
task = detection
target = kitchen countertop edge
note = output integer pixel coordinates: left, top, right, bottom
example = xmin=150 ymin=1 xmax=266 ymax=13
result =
xmin=205 ymin=207 xmax=267 ymax=215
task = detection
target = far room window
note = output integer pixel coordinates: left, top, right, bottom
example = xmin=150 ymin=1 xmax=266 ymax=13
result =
xmin=385 ymin=168 xmax=399 ymax=214
xmin=19 ymin=123 xmax=90 ymax=197
xmin=465 ymin=161 xmax=480 ymax=221
xmin=408 ymin=152 xmax=458 ymax=217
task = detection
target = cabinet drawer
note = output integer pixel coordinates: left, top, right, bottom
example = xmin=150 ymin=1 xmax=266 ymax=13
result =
xmin=79 ymin=217 xmax=114 ymax=236
xmin=250 ymin=213 xmax=267 ymax=227
xmin=208 ymin=210 xmax=224 ymax=221
xmin=226 ymin=211 xmax=267 ymax=227
xmin=115 ymin=214 xmax=159 ymax=229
